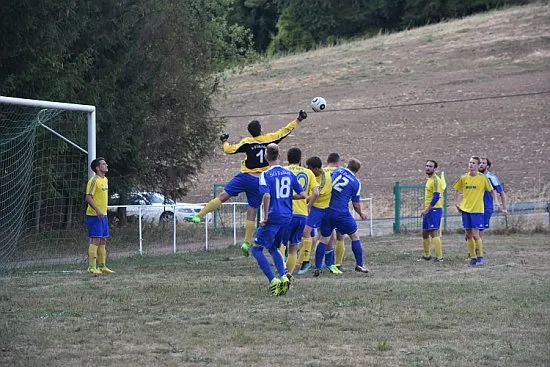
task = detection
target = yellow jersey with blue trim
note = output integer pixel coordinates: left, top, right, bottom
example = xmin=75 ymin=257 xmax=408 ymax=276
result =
xmin=223 ymin=119 xmax=299 ymax=174
xmin=453 ymin=173 xmax=493 ymax=213
xmin=425 ymin=175 xmax=444 ymax=208
xmin=313 ymin=170 xmax=332 ymax=209
xmin=86 ymin=175 xmax=108 ymax=216
xmin=285 ymin=164 xmax=318 ymax=216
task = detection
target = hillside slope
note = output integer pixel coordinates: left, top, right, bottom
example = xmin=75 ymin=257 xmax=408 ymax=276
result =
xmin=187 ymin=3 xmax=550 ymax=212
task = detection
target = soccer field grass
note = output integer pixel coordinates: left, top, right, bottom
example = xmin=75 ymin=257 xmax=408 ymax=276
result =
xmin=1 ymin=233 xmax=549 ymax=366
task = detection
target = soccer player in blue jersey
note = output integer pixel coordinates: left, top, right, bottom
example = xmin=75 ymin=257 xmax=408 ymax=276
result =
xmin=252 ymin=143 xmax=306 ymax=296
xmin=324 ymin=153 xmax=347 ymax=271
xmin=315 ymin=158 xmax=369 ymax=276
xmin=185 ymin=110 xmax=307 ymax=257
xmin=479 ymin=157 xmax=508 ymax=234
xmin=453 ymin=156 xmax=496 ymax=265
xmin=420 ymin=160 xmax=444 ymax=262
xmin=282 ymin=148 xmax=319 ymax=275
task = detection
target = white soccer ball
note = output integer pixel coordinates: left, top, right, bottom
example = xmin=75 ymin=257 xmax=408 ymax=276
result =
xmin=311 ymin=97 xmax=327 ymax=112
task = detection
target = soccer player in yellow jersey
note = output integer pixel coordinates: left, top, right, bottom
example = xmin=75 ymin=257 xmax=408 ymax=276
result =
xmin=282 ymin=148 xmax=319 ymax=274
xmin=85 ymin=157 xmax=114 ymax=276
xmin=296 ymin=156 xmax=335 ymax=275
xmin=453 ymin=156 xmax=496 ymax=266
xmin=323 ymin=153 xmax=347 ymax=271
xmin=186 ymin=110 xmax=308 ymax=257
xmin=420 ymin=160 xmax=444 ymax=262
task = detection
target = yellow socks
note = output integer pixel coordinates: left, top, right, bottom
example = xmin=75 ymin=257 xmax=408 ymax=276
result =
xmin=422 ymin=238 xmax=431 ymax=257
xmin=88 ymin=244 xmax=98 ymax=268
xmin=432 ymin=237 xmax=443 ymax=259
xmin=97 ymin=245 xmax=106 ymax=268
xmin=286 ymin=252 xmax=297 ymax=274
xmin=244 ymin=220 xmax=256 ymax=245
xmin=335 ymin=240 xmax=345 ymax=266
xmin=467 ymin=238 xmax=476 ymax=258
xmin=198 ymin=197 xmax=222 ymax=217
xmin=301 ymin=237 xmax=313 ymax=262
xmin=475 ymin=238 xmax=483 ymax=257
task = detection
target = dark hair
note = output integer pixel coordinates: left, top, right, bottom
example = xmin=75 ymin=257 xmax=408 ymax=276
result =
xmin=91 ymin=157 xmax=105 ymax=173
xmin=305 ymin=156 xmax=322 ymax=170
xmin=327 ymin=152 xmax=340 ymax=164
xmin=426 ymin=160 xmax=438 ymax=169
xmin=287 ymin=147 xmax=302 ymax=164
xmin=266 ymin=143 xmax=279 ymax=162
xmin=347 ymin=158 xmax=361 ymax=173
xmin=480 ymin=157 xmax=491 ymax=168
xmin=470 ymin=156 xmax=480 ymax=164
xmin=248 ymin=120 xmax=261 ymax=137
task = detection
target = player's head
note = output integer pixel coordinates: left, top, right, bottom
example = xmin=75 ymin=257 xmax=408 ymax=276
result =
xmin=248 ymin=120 xmax=262 ymax=137
xmin=425 ymin=160 xmax=437 ymax=176
xmin=265 ymin=143 xmax=279 ymax=162
xmin=479 ymin=157 xmax=491 ymax=173
xmin=469 ymin=156 xmax=480 ymax=173
xmin=306 ymin=156 xmax=323 ymax=176
xmin=347 ymin=158 xmax=361 ymax=173
xmin=287 ymin=147 xmax=302 ymax=165
xmin=91 ymin=157 xmax=108 ymax=175
xmin=327 ymin=152 xmax=340 ymax=165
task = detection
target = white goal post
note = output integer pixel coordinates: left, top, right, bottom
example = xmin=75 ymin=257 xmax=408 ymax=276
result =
xmin=0 ymin=96 xmax=97 ymax=178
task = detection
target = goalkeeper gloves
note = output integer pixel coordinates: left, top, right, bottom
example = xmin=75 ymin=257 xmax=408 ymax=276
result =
xmin=297 ymin=110 xmax=307 ymax=121
xmin=220 ymin=133 xmax=229 ymax=142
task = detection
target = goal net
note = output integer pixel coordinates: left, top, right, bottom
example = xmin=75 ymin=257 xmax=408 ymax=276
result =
xmin=0 ymin=97 xmax=95 ymax=272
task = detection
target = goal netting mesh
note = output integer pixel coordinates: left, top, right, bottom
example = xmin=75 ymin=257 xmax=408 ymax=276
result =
xmin=0 ymin=103 xmax=89 ymax=272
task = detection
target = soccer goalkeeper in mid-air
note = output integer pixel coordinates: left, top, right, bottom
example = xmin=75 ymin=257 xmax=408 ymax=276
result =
xmin=186 ymin=110 xmax=308 ymax=256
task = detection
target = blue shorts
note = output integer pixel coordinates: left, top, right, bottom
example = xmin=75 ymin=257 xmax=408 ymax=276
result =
xmin=306 ymin=207 xmax=327 ymax=229
xmin=320 ymin=209 xmax=357 ymax=237
xmin=461 ymin=212 xmax=484 ymax=230
xmin=224 ymin=172 xmax=261 ymax=208
xmin=281 ymin=215 xmax=306 ymax=246
xmin=254 ymin=222 xmax=289 ymax=251
xmin=482 ymin=210 xmax=493 ymax=229
xmin=87 ymin=215 xmax=109 ymax=238
xmin=422 ymin=208 xmax=442 ymax=230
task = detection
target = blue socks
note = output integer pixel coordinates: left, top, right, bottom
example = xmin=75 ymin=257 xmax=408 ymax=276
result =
xmin=324 ymin=249 xmax=335 ymax=267
xmin=252 ymin=246 xmax=275 ymax=282
xmin=351 ymin=239 xmax=363 ymax=266
xmin=315 ymin=242 xmax=327 ymax=269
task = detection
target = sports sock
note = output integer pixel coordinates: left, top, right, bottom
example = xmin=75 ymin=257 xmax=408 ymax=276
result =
xmin=278 ymin=245 xmax=286 ymax=261
xmin=97 ymin=245 xmax=106 ymax=268
xmin=198 ymin=197 xmax=222 ymax=217
xmin=315 ymin=242 xmax=327 ymax=269
xmin=335 ymin=239 xmax=345 ymax=266
xmin=351 ymin=239 xmax=363 ymax=266
xmin=88 ymin=244 xmax=98 ymax=268
xmin=286 ymin=252 xmax=297 ymax=274
xmin=301 ymin=237 xmax=313 ymax=262
xmin=467 ymin=238 xmax=476 ymax=258
xmin=432 ymin=237 xmax=443 ymax=259
xmin=475 ymin=238 xmax=483 ymax=257
xmin=244 ymin=220 xmax=256 ymax=245
xmin=251 ymin=246 xmax=275 ymax=282
xmin=296 ymin=242 xmax=304 ymax=266
xmin=422 ymin=238 xmax=431 ymax=257
xmin=268 ymin=247 xmax=286 ymax=277
xmin=324 ymin=249 xmax=335 ymax=267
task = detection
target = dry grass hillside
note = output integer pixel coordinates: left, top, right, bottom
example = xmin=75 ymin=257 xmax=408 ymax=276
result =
xmin=187 ymin=3 xmax=550 ymax=212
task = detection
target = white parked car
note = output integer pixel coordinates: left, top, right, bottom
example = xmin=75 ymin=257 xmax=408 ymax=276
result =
xmin=108 ymin=192 xmax=209 ymax=223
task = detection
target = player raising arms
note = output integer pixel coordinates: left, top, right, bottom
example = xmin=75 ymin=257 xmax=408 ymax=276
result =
xmin=315 ymin=158 xmax=369 ymax=276
xmin=453 ymin=156 xmax=496 ymax=266
xmin=282 ymin=147 xmax=319 ymax=275
xmin=186 ymin=110 xmax=308 ymax=257
xmin=252 ymin=144 xmax=306 ymax=296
